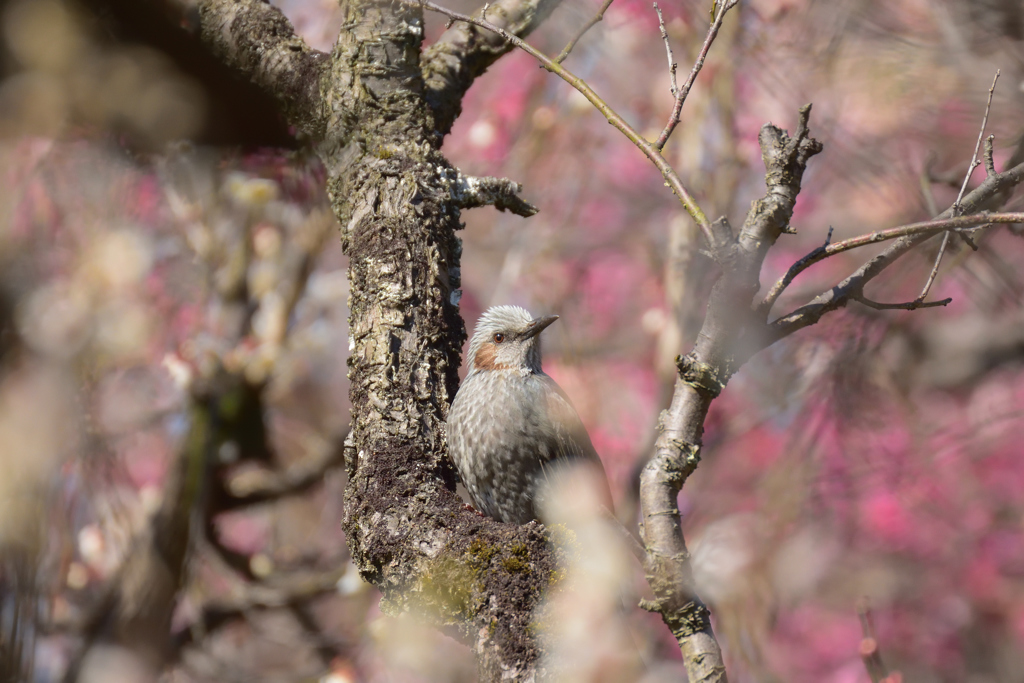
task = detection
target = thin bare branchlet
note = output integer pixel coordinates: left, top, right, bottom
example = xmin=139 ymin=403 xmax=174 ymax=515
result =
xmin=854 ymin=293 xmax=952 ymax=311
xmin=757 ymin=212 xmax=1024 ymax=317
xmin=554 ymin=0 xmax=615 ymax=64
xmin=764 ymin=161 xmax=1024 ymax=345
xmin=914 ymin=229 xmax=951 ymax=303
xmin=654 ymin=3 xmax=678 ymax=97
xmin=955 ymin=70 xmax=1000 ymax=211
xmin=653 ymin=0 xmax=739 ymax=152
xmin=414 ymin=0 xmax=717 ymax=245
xmin=918 ymin=70 xmax=999 ymax=305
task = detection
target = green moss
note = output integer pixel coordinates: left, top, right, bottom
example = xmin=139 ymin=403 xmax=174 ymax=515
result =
xmin=373 ymin=145 xmax=395 ymax=159
xmin=417 ymin=556 xmax=475 ymax=619
xmin=500 ymin=543 xmax=531 ymax=575
xmin=467 ymin=537 xmax=499 ymax=568
xmin=544 ymin=523 xmax=577 ymax=550
xmin=548 ymin=566 xmax=567 ymax=586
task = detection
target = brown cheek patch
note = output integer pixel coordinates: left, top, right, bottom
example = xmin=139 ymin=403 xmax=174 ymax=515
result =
xmin=474 ymin=343 xmax=512 ymax=371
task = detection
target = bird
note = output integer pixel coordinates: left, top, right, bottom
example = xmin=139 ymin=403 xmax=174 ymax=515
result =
xmin=447 ymin=305 xmax=611 ymax=524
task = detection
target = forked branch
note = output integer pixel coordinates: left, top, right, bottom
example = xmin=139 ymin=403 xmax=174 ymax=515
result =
xmin=758 ymin=212 xmax=1024 ymax=316
xmin=764 ymin=161 xmax=1024 ymax=346
xmin=653 ymin=0 xmax=739 ymax=151
xmin=414 ymin=0 xmax=717 ymax=246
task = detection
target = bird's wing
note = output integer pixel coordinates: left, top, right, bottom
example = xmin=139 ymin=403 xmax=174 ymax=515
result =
xmin=538 ymin=375 xmax=614 ymax=515
xmin=540 ymin=377 xmax=599 ymax=463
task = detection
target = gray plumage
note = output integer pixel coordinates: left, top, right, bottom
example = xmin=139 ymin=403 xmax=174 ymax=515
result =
xmin=447 ymin=305 xmax=606 ymax=524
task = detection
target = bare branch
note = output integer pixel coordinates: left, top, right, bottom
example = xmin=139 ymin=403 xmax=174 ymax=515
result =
xmin=637 ymin=107 xmax=822 ymax=683
xmin=554 ymin=0 xmax=616 ymax=64
xmin=765 ymin=161 xmax=1024 ymax=345
xmin=447 ymin=173 xmax=539 ymax=216
xmin=854 ymin=293 xmax=952 ymax=311
xmin=422 ymin=0 xmax=565 ymax=138
xmin=914 ymin=229 xmax=952 ymax=303
xmin=196 ymin=0 xmax=328 ymax=138
xmin=414 ymin=0 xmax=715 ymax=245
xmin=653 ymin=3 xmax=678 ymax=97
xmin=639 ymin=436 xmax=725 ymax=682
xmin=757 ymin=212 xmax=1024 ymax=316
xmin=954 ymin=70 xmax=1000 ymax=211
xmin=915 ymin=71 xmax=1003 ymax=301
xmin=653 ymin=0 xmax=738 ymax=152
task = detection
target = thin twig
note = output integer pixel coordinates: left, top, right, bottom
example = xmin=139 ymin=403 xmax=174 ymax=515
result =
xmin=766 ymin=160 xmax=1024 ymax=345
xmin=919 ymin=70 xmax=999 ymax=304
xmin=954 ymin=70 xmax=1000 ymax=210
xmin=914 ymin=229 xmax=951 ymax=303
xmin=757 ymin=211 xmax=1024 ymax=316
xmin=554 ymin=0 xmax=615 ymax=64
xmin=413 ymin=0 xmax=715 ymax=245
xmin=654 ymin=3 xmax=678 ymax=97
xmin=854 ymin=293 xmax=952 ymax=311
xmin=653 ymin=0 xmax=738 ymax=152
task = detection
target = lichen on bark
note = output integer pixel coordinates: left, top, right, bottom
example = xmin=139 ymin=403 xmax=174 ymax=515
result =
xmin=317 ymin=1 xmax=558 ymax=678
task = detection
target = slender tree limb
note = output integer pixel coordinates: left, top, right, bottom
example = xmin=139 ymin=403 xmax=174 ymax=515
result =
xmin=764 ymin=160 xmax=1024 ymax=345
xmin=757 ymin=212 xmax=1024 ymax=316
xmin=554 ymin=0 xmax=616 ymax=64
xmin=653 ymin=0 xmax=738 ymax=152
xmin=196 ymin=0 xmax=329 ymax=139
xmin=422 ymin=0 xmax=565 ymax=139
xmin=637 ymin=106 xmax=822 ymax=683
xmin=415 ymin=0 xmax=716 ymax=245
xmin=62 ymin=387 xmax=219 ymax=683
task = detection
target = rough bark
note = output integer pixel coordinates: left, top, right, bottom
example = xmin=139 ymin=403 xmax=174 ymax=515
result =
xmin=196 ymin=0 xmax=329 ymax=139
xmin=317 ymin=1 xmax=559 ymax=679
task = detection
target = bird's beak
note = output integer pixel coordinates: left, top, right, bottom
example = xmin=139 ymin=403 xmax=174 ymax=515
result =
xmin=524 ymin=315 xmax=559 ymax=339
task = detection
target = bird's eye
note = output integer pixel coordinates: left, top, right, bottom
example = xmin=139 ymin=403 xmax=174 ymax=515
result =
xmin=493 ymin=333 xmax=505 ymax=343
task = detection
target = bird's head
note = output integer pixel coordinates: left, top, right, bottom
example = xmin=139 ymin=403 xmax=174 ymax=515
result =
xmin=466 ymin=305 xmax=558 ymax=375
